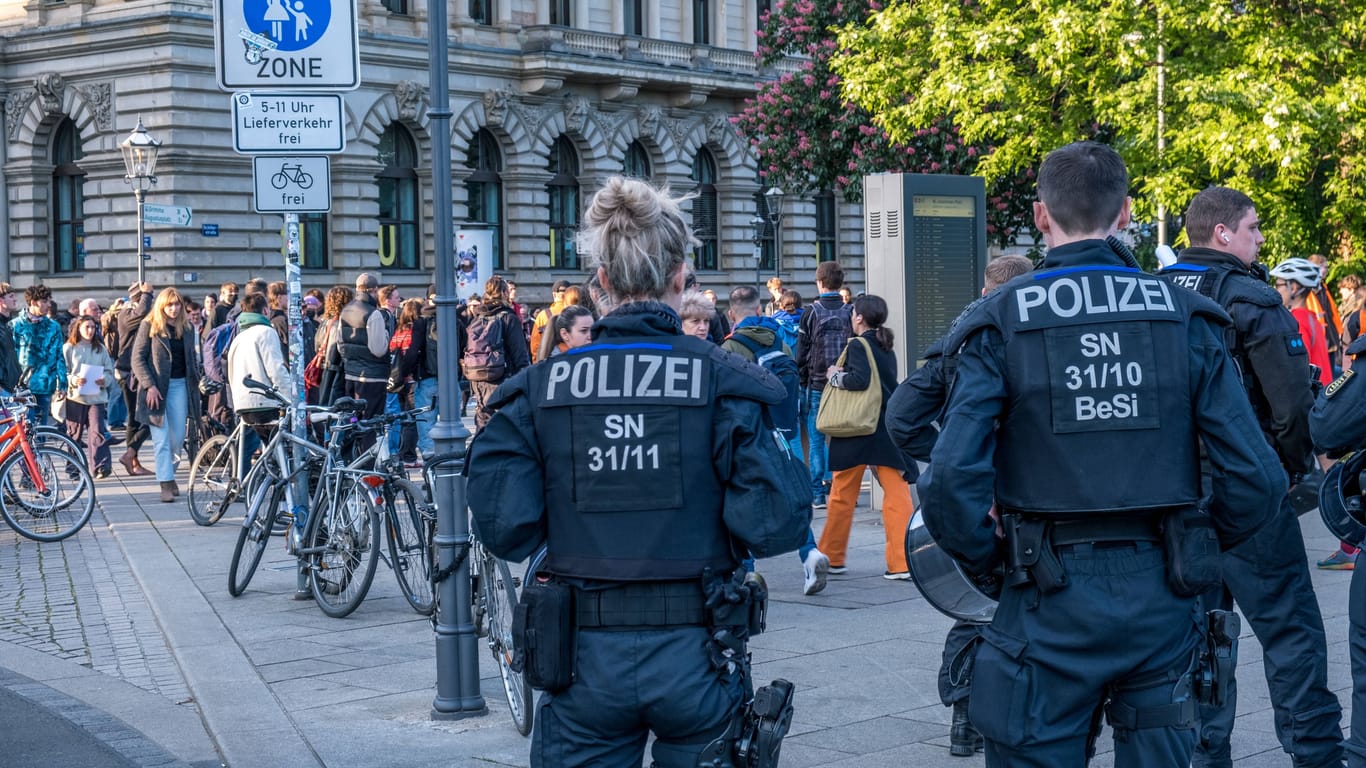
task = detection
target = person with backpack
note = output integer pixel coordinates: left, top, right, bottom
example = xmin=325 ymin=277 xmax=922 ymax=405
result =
xmin=796 ymin=261 xmax=853 ymax=508
xmin=723 ymin=285 xmax=830 ymax=596
xmin=462 ymin=275 xmax=530 ymax=432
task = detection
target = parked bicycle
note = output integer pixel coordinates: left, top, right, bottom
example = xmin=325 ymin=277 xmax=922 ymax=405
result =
xmin=226 ymin=378 xmax=435 ymax=619
xmin=0 ymin=390 xmax=96 ymax=541
xmin=423 ymin=453 xmax=533 ymax=736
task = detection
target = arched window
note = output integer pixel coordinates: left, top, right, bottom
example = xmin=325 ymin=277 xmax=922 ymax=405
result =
xmin=546 ymin=136 xmax=580 ymax=269
xmin=623 ymin=140 xmax=651 ymax=179
xmin=691 ymin=149 xmax=718 ymax=270
xmin=465 ymin=129 xmax=504 ymax=269
xmin=376 ymin=124 xmax=420 ymax=270
xmin=52 ymin=119 xmax=86 ymax=274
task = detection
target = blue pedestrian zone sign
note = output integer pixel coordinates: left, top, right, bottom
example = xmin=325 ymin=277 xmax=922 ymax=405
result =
xmin=247 ymin=0 xmax=330 ymax=52
xmin=213 ymin=0 xmax=359 ymax=91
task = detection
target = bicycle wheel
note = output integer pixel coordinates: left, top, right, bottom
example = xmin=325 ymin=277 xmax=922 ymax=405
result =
xmin=29 ymin=430 xmax=93 ymax=512
xmin=481 ymin=551 xmax=533 ymax=736
xmin=385 ymin=479 xmax=435 ymax=615
xmin=187 ymin=435 xmax=236 ymax=526
xmin=0 ymin=445 xmax=95 ymax=542
xmin=228 ymin=478 xmax=281 ymax=596
xmin=306 ymin=477 xmax=380 ymax=618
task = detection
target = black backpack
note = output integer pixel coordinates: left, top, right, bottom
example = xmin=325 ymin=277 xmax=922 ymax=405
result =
xmin=461 ymin=311 xmax=506 ymax=383
xmin=731 ymin=333 xmax=800 ymax=438
xmin=808 ymin=301 xmax=853 ymax=388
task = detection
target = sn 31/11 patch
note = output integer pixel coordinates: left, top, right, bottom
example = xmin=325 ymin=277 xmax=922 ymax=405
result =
xmin=1326 ymin=369 xmax=1355 ymax=399
xmin=1044 ymin=325 xmax=1161 ymax=433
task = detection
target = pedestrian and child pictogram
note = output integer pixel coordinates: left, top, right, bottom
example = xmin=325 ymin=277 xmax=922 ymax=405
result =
xmin=214 ymin=0 xmax=360 ymax=90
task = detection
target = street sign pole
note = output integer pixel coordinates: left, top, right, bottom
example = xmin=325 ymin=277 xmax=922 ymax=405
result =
xmin=428 ymin=0 xmax=483 ymax=720
xmin=284 ymin=212 xmax=311 ymax=600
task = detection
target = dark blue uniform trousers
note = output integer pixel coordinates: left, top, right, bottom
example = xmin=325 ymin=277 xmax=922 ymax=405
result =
xmin=940 ymin=621 xmax=983 ymax=705
xmin=531 ymin=626 xmax=743 ymax=768
xmin=1195 ymin=498 xmax=1344 ymax=768
xmin=1348 ymin=557 xmax=1366 ymax=767
xmin=969 ymin=542 xmax=1199 ymax=767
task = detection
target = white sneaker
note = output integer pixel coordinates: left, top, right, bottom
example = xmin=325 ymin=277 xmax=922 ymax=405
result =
xmin=802 ymin=549 xmax=830 ymax=596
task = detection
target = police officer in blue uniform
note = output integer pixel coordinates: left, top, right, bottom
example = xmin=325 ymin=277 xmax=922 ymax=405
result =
xmin=1158 ymin=186 xmax=1345 ymax=768
xmin=467 ymin=176 xmax=811 ymax=768
xmin=921 ymin=142 xmax=1285 ymax=767
xmin=1310 ymin=336 xmax=1366 ymax=768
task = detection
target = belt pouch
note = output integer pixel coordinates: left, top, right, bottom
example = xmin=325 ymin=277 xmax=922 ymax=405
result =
xmin=512 ymin=577 xmax=575 ymax=693
xmin=1161 ymin=507 xmax=1221 ymax=597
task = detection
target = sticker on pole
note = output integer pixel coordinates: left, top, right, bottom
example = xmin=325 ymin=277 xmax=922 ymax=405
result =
xmin=214 ymin=0 xmax=360 ymax=91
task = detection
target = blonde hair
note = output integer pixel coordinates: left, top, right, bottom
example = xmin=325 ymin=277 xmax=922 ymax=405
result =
xmin=577 ymin=176 xmax=699 ymax=304
xmin=145 ymin=287 xmax=188 ymax=338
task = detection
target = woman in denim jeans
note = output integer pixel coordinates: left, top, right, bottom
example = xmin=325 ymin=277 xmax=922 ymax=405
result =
xmin=132 ymin=288 xmax=201 ymax=503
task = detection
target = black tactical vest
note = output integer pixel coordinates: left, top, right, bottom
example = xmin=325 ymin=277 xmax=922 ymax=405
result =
xmin=526 ymin=335 xmax=736 ymax=580
xmin=338 ymin=294 xmax=387 ymax=379
xmin=992 ymin=266 xmax=1203 ymax=514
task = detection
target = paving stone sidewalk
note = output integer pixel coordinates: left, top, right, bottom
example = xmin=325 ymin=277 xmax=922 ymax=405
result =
xmin=0 ymin=445 xmax=1357 ymax=767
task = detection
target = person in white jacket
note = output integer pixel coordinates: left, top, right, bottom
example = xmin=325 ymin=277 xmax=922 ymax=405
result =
xmin=226 ymin=292 xmax=293 ymax=471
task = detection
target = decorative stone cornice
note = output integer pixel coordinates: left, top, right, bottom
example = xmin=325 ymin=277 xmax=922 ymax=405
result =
xmin=35 ymin=72 xmax=64 ymax=117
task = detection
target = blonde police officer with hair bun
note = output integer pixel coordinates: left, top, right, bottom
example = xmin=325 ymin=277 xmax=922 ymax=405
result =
xmin=467 ymin=176 xmax=810 ymax=768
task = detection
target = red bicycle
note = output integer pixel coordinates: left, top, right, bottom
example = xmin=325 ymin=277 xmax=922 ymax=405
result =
xmin=0 ymin=391 xmax=95 ymax=541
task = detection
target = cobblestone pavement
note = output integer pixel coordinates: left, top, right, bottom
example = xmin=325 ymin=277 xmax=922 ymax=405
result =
xmin=0 ymin=494 xmax=192 ymax=705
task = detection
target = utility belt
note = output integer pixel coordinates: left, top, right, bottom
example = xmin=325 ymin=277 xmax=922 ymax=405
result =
xmin=1003 ymin=506 xmax=1220 ymax=597
xmin=511 ymin=569 xmax=766 ymax=694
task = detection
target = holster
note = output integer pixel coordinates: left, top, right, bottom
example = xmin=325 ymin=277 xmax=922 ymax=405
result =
xmin=1160 ymin=506 xmax=1221 ymax=597
xmin=1194 ymin=609 xmax=1239 ymax=707
xmin=511 ymin=576 xmax=575 ymax=693
xmin=696 ymin=678 xmax=796 ymax=768
xmin=1003 ymin=515 xmax=1068 ymax=594
xmin=703 ymin=568 xmax=768 ymax=640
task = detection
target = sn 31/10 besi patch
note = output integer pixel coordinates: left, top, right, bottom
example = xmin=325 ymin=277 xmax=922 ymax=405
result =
xmin=1326 ymin=369 xmax=1355 ymax=399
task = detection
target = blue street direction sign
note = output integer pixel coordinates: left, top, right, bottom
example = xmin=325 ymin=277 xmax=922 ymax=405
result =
xmin=232 ymin=92 xmax=345 ymax=154
xmin=213 ymin=0 xmax=359 ymax=91
xmin=202 ymin=224 xmax=220 ymax=237
xmin=142 ymin=204 xmax=193 ymax=227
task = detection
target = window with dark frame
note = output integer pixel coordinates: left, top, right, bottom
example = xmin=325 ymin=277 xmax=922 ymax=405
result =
xmin=376 ymin=124 xmax=420 ymax=270
xmin=549 ymin=0 xmax=570 ymax=25
xmin=623 ymin=140 xmax=651 ymax=179
xmin=465 ymin=129 xmax=504 ymax=269
xmin=624 ymin=0 xmax=643 ymax=35
xmin=469 ymin=0 xmax=493 ymax=24
xmin=382 ymin=0 xmax=408 ymax=14
xmin=300 ymin=212 xmax=329 ymax=269
xmin=52 ymin=118 xmax=85 ymax=274
xmin=547 ymin=136 xmax=580 ymax=269
xmin=757 ymin=0 xmax=771 ymax=27
xmin=815 ymin=190 xmax=838 ymax=262
xmin=691 ymin=149 xmax=718 ymax=271
xmin=693 ymin=0 xmax=710 ymax=43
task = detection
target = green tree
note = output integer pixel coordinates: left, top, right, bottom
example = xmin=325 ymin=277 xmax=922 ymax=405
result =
xmin=834 ymin=0 xmax=1366 ymax=265
xmin=735 ymin=0 xmax=1035 ymax=246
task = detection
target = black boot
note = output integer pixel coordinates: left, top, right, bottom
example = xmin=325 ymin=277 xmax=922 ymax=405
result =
xmin=950 ymin=699 xmax=983 ymax=756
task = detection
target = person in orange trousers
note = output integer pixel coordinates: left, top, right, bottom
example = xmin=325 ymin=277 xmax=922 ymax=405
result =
xmin=814 ymin=294 xmax=915 ymax=579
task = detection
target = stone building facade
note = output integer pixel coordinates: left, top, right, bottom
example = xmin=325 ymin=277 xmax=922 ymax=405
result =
xmin=0 ymin=0 xmax=865 ymax=305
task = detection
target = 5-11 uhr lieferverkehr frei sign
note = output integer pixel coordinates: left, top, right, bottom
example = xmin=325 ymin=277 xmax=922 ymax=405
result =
xmin=213 ymin=0 xmax=359 ymax=92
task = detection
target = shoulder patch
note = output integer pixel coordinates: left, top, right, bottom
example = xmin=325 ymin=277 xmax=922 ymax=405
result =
xmin=1326 ymin=369 xmax=1356 ymax=399
xmin=1286 ymin=334 xmax=1308 ymax=357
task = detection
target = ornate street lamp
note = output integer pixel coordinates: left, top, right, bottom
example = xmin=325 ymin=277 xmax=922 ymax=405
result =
xmin=764 ymin=186 xmax=785 ymax=279
xmin=120 ymin=117 xmax=161 ymax=284
xmin=750 ymin=213 xmax=766 ymax=291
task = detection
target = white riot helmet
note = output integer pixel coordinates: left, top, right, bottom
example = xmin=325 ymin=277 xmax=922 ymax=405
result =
xmin=1270 ymin=257 xmax=1322 ymax=290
